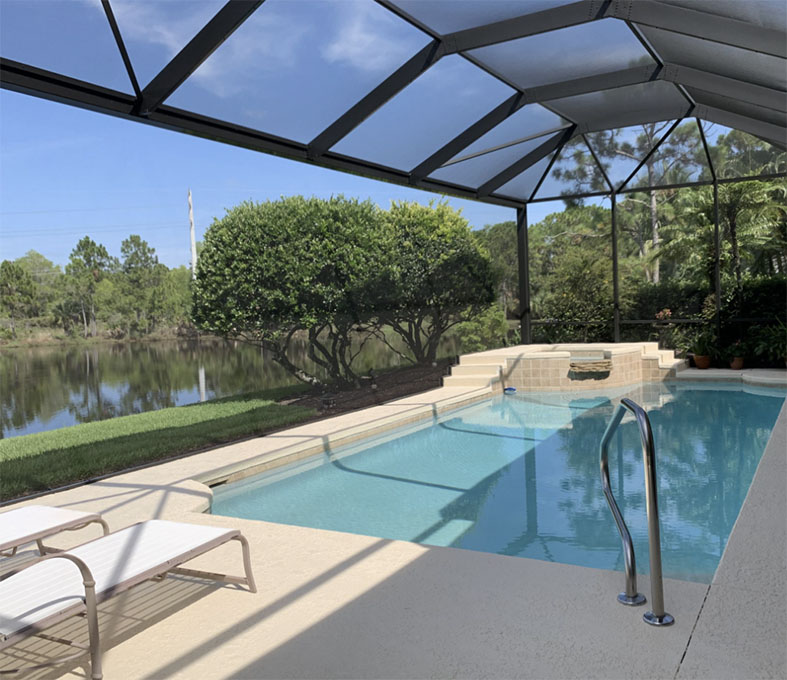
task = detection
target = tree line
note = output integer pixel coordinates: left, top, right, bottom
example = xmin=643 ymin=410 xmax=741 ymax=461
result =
xmin=2 ymin=125 xmax=783 ymax=379
xmin=475 ymin=126 xmax=786 ymax=357
xmin=0 ymin=236 xmax=191 ymax=340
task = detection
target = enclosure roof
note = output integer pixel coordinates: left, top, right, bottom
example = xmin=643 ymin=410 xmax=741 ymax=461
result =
xmin=1 ymin=0 xmax=785 ymax=208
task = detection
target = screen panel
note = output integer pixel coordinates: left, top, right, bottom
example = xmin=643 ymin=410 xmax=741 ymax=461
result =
xmin=388 ymin=0 xmax=574 ymax=35
xmin=547 ymin=81 xmax=690 ymax=131
xmin=469 ymin=19 xmax=654 ymax=90
xmin=701 ymin=121 xmax=786 ymax=178
xmin=497 ymin=153 xmax=554 ymax=200
xmin=111 ymin=0 xmax=225 ymax=89
xmin=640 ymin=26 xmax=787 ymax=92
xmin=333 ymin=55 xmax=514 ymax=171
xmin=429 ymin=134 xmax=551 ymax=189
xmin=533 ymin=136 xmax=607 ymax=199
xmin=689 ymin=89 xmax=785 ymax=129
xmin=627 ymin=121 xmax=712 ymax=188
xmin=165 ymin=0 xmax=431 ymax=144
xmin=449 ymin=104 xmax=567 ymax=161
xmin=586 ymin=121 xmax=678 ymax=191
xmin=0 ymin=0 xmax=132 ymax=92
xmin=656 ymin=0 xmax=787 ymax=32
xmin=529 ymin=200 xmax=614 ymax=342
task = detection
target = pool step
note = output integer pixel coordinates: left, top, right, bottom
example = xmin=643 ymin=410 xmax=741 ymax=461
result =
xmin=450 ymin=364 xmax=504 ymax=376
xmin=443 ymin=362 xmax=504 ymax=389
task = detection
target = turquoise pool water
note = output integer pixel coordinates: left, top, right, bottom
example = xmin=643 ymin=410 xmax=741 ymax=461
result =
xmin=212 ymin=382 xmax=785 ymax=583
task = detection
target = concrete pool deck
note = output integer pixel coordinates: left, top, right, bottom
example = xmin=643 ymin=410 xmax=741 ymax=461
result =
xmin=0 ymin=368 xmax=785 ymax=679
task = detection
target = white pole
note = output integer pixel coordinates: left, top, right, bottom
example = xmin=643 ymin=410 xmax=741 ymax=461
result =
xmin=198 ymin=364 xmax=206 ymax=402
xmin=189 ymin=189 xmax=197 ymax=280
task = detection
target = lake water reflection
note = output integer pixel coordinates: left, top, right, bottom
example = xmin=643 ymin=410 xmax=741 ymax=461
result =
xmin=1 ymin=335 xmax=455 ymax=438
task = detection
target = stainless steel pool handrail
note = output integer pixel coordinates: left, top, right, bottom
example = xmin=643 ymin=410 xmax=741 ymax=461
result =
xmin=599 ymin=398 xmax=674 ymax=627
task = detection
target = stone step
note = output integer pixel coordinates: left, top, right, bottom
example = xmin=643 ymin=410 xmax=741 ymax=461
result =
xmin=450 ymin=364 xmax=503 ymax=377
xmin=459 ymin=355 xmax=509 ymax=367
xmin=442 ymin=374 xmax=501 ymax=388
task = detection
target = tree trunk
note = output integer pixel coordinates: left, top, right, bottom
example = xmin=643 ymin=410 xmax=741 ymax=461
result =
xmin=648 ymin=181 xmax=660 ymax=284
xmin=728 ymin=209 xmax=742 ymax=291
xmin=80 ymin=302 xmax=88 ymax=339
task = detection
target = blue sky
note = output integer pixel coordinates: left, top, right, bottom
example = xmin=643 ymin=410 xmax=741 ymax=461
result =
xmin=0 ymin=89 xmax=532 ymax=269
xmin=0 ymin=0 xmax=597 ymax=269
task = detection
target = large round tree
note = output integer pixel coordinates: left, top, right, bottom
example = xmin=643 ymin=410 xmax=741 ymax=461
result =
xmin=193 ymin=196 xmax=389 ymax=386
xmin=378 ymin=201 xmax=498 ymax=364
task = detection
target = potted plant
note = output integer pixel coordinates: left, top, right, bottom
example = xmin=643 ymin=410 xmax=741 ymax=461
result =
xmin=725 ymin=340 xmax=746 ymax=370
xmin=689 ymin=328 xmax=715 ymax=369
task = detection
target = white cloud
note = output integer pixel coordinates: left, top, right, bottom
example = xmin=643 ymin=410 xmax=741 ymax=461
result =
xmin=321 ymin=1 xmax=417 ymax=75
xmin=98 ymin=0 xmax=308 ymax=98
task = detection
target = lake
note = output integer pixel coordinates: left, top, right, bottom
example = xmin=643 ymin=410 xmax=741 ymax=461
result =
xmin=1 ymin=335 xmax=459 ymax=438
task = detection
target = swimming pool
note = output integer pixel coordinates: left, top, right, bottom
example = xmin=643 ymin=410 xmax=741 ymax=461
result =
xmin=212 ymin=381 xmax=786 ymax=583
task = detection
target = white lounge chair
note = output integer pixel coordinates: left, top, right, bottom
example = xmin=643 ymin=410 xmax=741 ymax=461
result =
xmin=0 ymin=519 xmax=256 ymax=679
xmin=0 ymin=504 xmax=110 ymax=557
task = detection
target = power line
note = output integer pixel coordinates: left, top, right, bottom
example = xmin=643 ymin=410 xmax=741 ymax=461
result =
xmin=0 ymin=221 xmax=184 ymax=237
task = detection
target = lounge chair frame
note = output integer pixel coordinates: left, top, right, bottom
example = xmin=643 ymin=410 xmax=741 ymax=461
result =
xmin=0 ymin=522 xmax=256 ymax=679
xmin=0 ymin=508 xmax=110 ymax=558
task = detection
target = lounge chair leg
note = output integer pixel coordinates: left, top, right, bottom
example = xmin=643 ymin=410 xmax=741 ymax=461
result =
xmin=83 ymin=579 xmax=103 ymax=680
xmin=234 ymin=535 xmax=257 ymax=593
xmin=36 ymin=539 xmax=46 ymax=555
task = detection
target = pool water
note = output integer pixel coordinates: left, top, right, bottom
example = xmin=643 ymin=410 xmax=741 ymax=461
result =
xmin=212 ymin=382 xmax=785 ymax=583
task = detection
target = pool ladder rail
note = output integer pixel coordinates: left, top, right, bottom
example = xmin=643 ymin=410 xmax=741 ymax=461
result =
xmin=599 ymin=398 xmax=675 ymax=627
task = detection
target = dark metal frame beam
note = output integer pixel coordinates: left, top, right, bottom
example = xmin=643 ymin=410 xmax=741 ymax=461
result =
xmin=663 ymin=64 xmax=786 ymax=113
xmin=713 ymin=181 xmax=722 ymax=338
xmin=696 ymin=118 xmax=716 ymax=181
xmin=137 ymin=0 xmax=263 ymax=114
xmin=0 ymin=58 xmax=524 ymax=209
xmin=478 ymin=127 xmax=575 ymax=196
xmin=527 ymin=138 xmax=564 ymax=202
xmin=611 ymin=191 xmax=620 ymax=342
xmin=441 ymin=125 xmax=570 ymax=168
xmin=308 ymin=40 xmax=445 ymax=158
xmin=411 ymin=64 xmax=659 ymax=180
xmin=516 ymin=205 xmax=532 ymax=344
xmin=620 ymin=0 xmax=787 ymax=59
xmin=101 ymin=0 xmax=141 ymax=98
xmin=617 ymin=118 xmax=684 ymax=192
xmin=582 ymin=133 xmax=613 ymax=192
xmin=442 ymin=0 xmax=608 ymax=54
xmin=1 ymin=59 xmax=783 ymax=209
xmin=694 ymin=105 xmax=787 ymax=149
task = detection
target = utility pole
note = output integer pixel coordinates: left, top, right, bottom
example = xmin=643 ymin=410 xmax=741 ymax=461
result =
xmin=188 ymin=188 xmax=197 ymax=280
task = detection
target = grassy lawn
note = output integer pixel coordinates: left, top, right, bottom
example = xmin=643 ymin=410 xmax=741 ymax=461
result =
xmin=0 ymin=385 xmax=315 ymax=501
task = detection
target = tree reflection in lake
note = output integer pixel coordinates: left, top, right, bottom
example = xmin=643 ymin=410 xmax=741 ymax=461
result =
xmin=1 ymin=334 xmax=459 ymax=437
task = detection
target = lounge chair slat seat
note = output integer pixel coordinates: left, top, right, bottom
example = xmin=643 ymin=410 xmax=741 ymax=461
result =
xmin=0 ymin=505 xmax=109 ymax=553
xmin=0 ymin=520 xmax=239 ymax=641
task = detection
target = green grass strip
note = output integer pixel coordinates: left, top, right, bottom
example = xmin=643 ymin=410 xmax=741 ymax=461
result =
xmin=0 ymin=385 xmax=315 ymax=501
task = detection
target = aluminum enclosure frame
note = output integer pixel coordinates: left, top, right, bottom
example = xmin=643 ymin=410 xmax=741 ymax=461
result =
xmin=0 ymin=0 xmax=784 ymax=345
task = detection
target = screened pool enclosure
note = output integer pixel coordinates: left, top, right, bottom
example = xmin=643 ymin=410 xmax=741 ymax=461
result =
xmin=1 ymin=0 xmax=785 ymax=341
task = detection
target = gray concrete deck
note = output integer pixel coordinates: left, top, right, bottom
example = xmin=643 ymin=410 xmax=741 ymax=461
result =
xmin=0 ymin=368 xmax=784 ymax=679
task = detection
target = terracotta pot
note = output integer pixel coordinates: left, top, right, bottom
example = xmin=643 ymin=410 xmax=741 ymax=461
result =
xmin=694 ymin=354 xmax=712 ymax=369
xmin=729 ymin=356 xmax=744 ymax=370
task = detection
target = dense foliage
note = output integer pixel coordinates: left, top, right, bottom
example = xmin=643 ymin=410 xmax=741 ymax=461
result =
xmin=377 ymin=201 xmax=497 ymax=363
xmin=476 ymin=127 xmax=786 ymax=359
xmin=0 ymin=236 xmax=192 ymax=342
xmin=193 ymin=197 xmax=496 ymax=386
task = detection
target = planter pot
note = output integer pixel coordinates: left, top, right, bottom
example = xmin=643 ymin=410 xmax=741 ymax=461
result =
xmin=694 ymin=354 xmax=712 ymax=369
xmin=729 ymin=356 xmax=744 ymax=370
